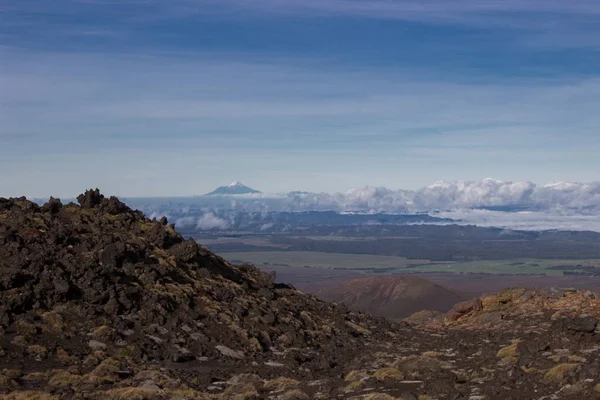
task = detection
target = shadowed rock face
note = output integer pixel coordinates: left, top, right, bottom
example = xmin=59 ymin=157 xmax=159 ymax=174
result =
xmin=315 ymin=276 xmax=466 ymax=319
xmin=2 ymin=190 xmax=600 ymax=399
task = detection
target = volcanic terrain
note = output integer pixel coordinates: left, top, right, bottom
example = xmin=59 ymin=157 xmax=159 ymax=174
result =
xmin=1 ymin=191 xmax=600 ymax=399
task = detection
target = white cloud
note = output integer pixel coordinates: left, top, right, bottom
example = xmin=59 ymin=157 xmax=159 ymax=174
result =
xmin=208 ymin=179 xmax=600 ymax=215
xmin=413 ymin=179 xmax=537 ymax=209
xmin=435 ymin=209 xmax=600 ymax=232
xmin=124 ymin=178 xmax=600 ymax=231
xmin=196 ymin=213 xmax=229 ymax=230
xmin=174 ymin=216 xmax=197 ymax=228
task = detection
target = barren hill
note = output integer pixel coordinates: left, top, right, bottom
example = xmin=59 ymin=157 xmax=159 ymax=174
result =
xmin=315 ymin=275 xmax=466 ymax=319
xmin=2 ymin=190 xmax=600 ymax=399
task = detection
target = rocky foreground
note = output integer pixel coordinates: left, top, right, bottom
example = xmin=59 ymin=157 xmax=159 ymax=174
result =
xmin=1 ymin=191 xmax=600 ymax=399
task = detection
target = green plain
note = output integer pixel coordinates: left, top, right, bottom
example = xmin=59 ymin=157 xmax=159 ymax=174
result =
xmin=221 ymin=251 xmax=600 ymax=276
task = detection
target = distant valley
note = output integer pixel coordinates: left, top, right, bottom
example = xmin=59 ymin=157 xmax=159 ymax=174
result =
xmin=114 ymin=182 xmax=600 ymax=298
xmin=31 ymin=182 xmax=600 ymax=318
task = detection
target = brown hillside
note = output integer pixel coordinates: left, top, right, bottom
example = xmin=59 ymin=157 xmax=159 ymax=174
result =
xmin=316 ymin=275 xmax=465 ymax=319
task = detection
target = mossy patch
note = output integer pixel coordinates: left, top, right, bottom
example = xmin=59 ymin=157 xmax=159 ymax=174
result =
xmin=544 ymin=363 xmax=580 ymax=382
xmin=220 ymin=383 xmax=258 ymax=400
xmin=373 ymin=367 xmax=404 ymax=381
xmin=264 ymin=377 xmax=299 ymax=392
xmin=27 ymin=345 xmax=48 ymax=360
xmin=277 ymin=389 xmax=309 ymax=400
xmin=0 ymin=392 xmax=60 ymax=400
xmin=47 ymin=370 xmax=84 ymax=388
xmin=344 ymin=370 xmax=368 ymax=382
xmin=496 ymin=340 xmax=520 ymax=359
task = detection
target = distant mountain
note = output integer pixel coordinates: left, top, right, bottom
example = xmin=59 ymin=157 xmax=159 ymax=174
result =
xmin=315 ymin=275 xmax=465 ymax=319
xmin=205 ymin=181 xmax=261 ymax=195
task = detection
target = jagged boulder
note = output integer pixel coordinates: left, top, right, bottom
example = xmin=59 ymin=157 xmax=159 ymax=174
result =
xmin=77 ymin=188 xmax=104 ymax=209
xmin=445 ymin=298 xmax=483 ymax=321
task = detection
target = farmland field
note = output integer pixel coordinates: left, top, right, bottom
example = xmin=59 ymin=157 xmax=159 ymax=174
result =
xmin=222 ymin=251 xmax=434 ymax=269
xmin=222 ymin=250 xmax=600 ymax=276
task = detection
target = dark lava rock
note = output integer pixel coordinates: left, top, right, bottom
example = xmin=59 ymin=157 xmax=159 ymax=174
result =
xmin=445 ymin=297 xmax=483 ymax=321
xmin=41 ymin=196 xmax=62 ymax=214
xmin=559 ymin=316 xmax=598 ymax=333
xmin=77 ymin=188 xmax=104 ymax=209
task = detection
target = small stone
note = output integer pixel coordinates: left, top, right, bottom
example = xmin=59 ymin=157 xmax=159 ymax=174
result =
xmin=565 ymin=317 xmax=597 ymax=333
xmin=172 ymin=346 xmax=195 ymax=363
xmin=88 ymin=340 xmax=107 ymax=350
xmin=173 ymin=353 xmax=195 ymax=363
xmin=139 ymin=379 xmax=161 ymax=391
xmin=401 ymin=392 xmax=418 ymax=400
xmin=216 ymin=345 xmax=244 ymax=359
xmin=157 ymin=326 xmax=169 ymax=335
xmin=264 ymin=361 xmax=285 ymax=367
xmin=53 ymin=278 xmax=70 ymax=294
xmin=145 ymin=335 xmax=163 ymax=344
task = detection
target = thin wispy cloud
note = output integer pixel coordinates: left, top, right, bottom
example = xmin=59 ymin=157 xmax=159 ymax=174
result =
xmin=4 ymin=0 xmax=600 ymax=50
xmin=190 ymin=0 xmax=600 ymax=51
xmin=2 ymin=48 xmax=600 ymax=140
xmin=194 ymin=0 xmax=600 ymax=17
xmin=1 ymin=46 xmax=599 ymax=196
xmin=1 ymin=1 xmax=599 ymax=197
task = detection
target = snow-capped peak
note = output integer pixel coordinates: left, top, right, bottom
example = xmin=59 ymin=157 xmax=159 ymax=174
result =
xmin=205 ymin=182 xmax=262 ymax=196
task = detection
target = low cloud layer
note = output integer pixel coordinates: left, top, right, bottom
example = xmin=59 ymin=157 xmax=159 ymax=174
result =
xmin=137 ymin=179 xmax=600 ymax=215
xmin=250 ymin=179 xmax=600 ymax=214
xmin=195 ymin=213 xmax=229 ymax=230
xmin=435 ymin=209 xmax=600 ymax=232
xmin=125 ymin=179 xmax=600 ymax=232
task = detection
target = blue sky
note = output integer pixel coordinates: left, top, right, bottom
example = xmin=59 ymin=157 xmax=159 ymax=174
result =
xmin=1 ymin=0 xmax=600 ymax=197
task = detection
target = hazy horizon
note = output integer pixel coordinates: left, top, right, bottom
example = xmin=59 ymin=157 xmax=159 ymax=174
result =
xmin=13 ymin=177 xmax=600 ymax=201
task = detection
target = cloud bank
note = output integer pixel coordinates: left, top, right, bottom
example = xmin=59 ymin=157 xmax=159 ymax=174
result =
xmin=124 ymin=179 xmax=600 ymax=232
xmin=144 ymin=179 xmax=600 ymax=216
xmin=435 ymin=209 xmax=600 ymax=233
xmin=258 ymin=179 xmax=600 ymax=214
xmin=195 ymin=213 xmax=229 ymax=230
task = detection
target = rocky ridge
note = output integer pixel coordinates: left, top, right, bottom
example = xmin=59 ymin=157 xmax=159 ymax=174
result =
xmin=1 ymin=191 xmax=600 ymax=399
